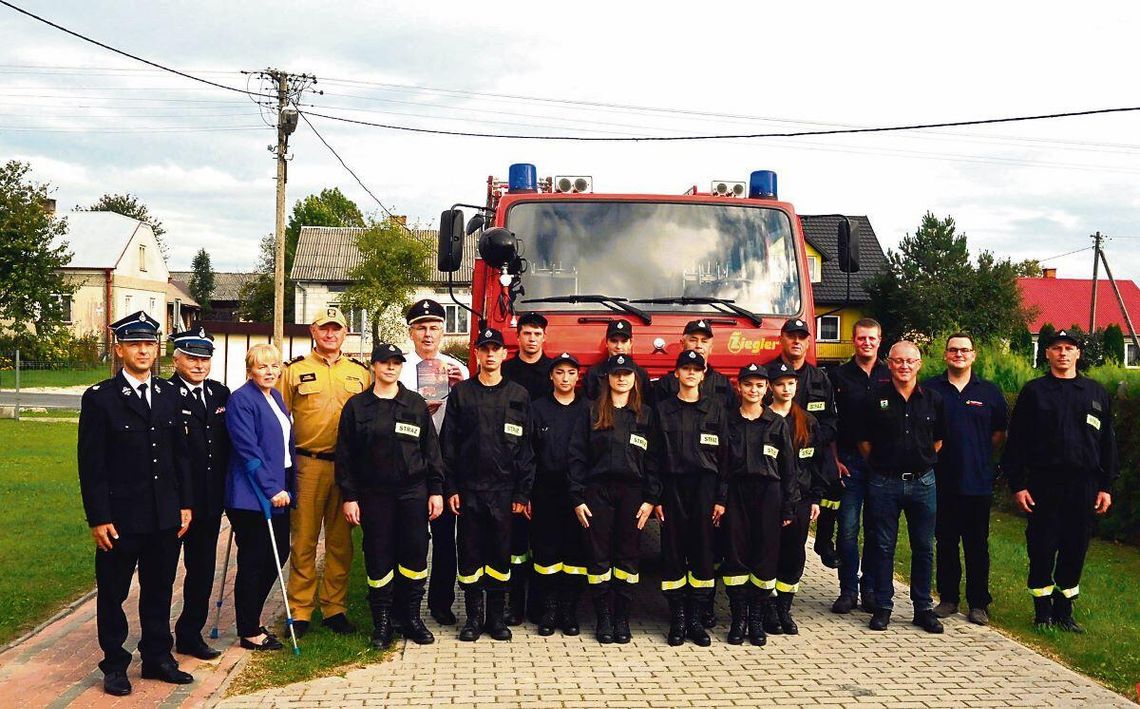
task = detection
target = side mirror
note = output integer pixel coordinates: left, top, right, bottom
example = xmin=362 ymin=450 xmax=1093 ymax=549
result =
xmin=837 ymin=217 xmax=860 ymax=273
xmin=465 ymin=213 xmax=485 ymax=235
xmin=437 ymin=209 xmax=464 ymax=272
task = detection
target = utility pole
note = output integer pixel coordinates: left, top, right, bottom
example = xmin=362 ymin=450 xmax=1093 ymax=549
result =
xmin=1095 ymin=240 xmax=1140 ymax=358
xmin=247 ymin=68 xmax=317 ymax=351
xmin=1089 ymin=231 xmax=1103 ymax=332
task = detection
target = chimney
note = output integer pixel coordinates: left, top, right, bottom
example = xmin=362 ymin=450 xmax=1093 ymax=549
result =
xmin=1042 ymin=268 xmax=1057 ymax=279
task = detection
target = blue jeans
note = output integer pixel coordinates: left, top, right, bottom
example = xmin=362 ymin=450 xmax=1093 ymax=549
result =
xmin=866 ymin=469 xmax=937 ymax=613
xmin=837 ymin=452 xmax=874 ymax=598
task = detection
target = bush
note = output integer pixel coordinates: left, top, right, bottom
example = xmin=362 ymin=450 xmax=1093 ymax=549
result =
xmin=442 ymin=341 xmax=470 ymax=366
xmin=920 ymin=338 xmax=1037 ymax=393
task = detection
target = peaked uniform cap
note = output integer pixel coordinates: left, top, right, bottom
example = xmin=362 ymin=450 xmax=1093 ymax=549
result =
xmin=605 ymin=320 xmax=633 ymax=339
xmin=604 ymin=354 xmax=636 ymax=374
xmin=683 ymin=319 xmax=714 ymax=337
xmin=406 ymin=299 xmax=446 ymax=324
xmin=371 ymin=342 xmax=407 ymax=362
xmin=111 ymin=310 xmax=161 ymax=342
xmin=780 ymin=318 xmax=811 ymax=335
xmin=675 ymin=349 xmax=707 ymax=370
xmin=313 ymin=306 xmax=348 ymax=328
xmin=170 ymin=326 xmax=214 ymax=356
xmin=549 ymin=351 xmax=580 ymax=372
xmin=475 ymin=328 xmax=505 ymax=347
xmin=767 ymin=361 xmax=798 ymax=380
xmin=738 ymin=362 xmax=768 ymax=381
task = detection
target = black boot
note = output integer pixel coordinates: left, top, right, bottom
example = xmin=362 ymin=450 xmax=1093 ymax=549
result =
xmin=458 ymin=591 xmax=484 ymax=642
xmin=390 ymin=586 xmax=408 ymax=637
xmin=594 ymin=593 xmax=614 ymax=644
xmin=726 ymin=594 xmax=748 ymax=645
xmin=776 ymin=592 xmax=799 ymax=635
xmin=537 ymin=584 xmax=559 ymax=637
xmin=369 ymin=602 xmax=393 ymax=650
xmin=748 ymin=595 xmax=769 ymax=647
xmin=666 ymin=597 xmax=686 ymax=646
xmin=485 ymin=591 xmax=513 ymax=641
xmin=685 ymin=598 xmax=711 ymax=647
xmin=402 ymin=590 xmax=435 ymax=645
xmin=1033 ymin=595 xmax=1054 ymax=629
xmin=612 ymin=594 xmax=631 ymax=644
xmin=559 ymin=585 xmax=581 ymax=636
xmin=506 ymin=575 xmax=526 ymax=626
xmin=762 ymin=592 xmax=783 ymax=635
xmin=1052 ymin=593 xmax=1085 ymax=633
xmin=700 ymin=595 xmax=718 ymax=629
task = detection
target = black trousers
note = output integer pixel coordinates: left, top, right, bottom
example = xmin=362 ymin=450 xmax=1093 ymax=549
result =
xmin=174 ymin=510 xmax=223 ymax=643
xmin=531 ymin=485 xmax=586 ymax=581
xmin=427 ymin=506 xmax=457 ymax=612
xmin=720 ymin=477 xmax=781 ymax=598
xmin=935 ymin=490 xmax=993 ymax=608
xmin=582 ymin=479 xmax=643 ymax=602
xmin=228 ymin=508 xmax=290 ymax=638
xmin=660 ymin=474 xmax=718 ymax=601
xmin=95 ymin=528 xmax=181 ymax=674
xmin=1025 ymin=477 xmax=1097 ymax=599
xmin=777 ymin=498 xmax=813 ymax=593
xmin=456 ymin=490 xmax=513 ymax=592
xmin=359 ymin=482 xmax=429 ymax=606
xmin=509 ymin=513 xmax=532 ymax=605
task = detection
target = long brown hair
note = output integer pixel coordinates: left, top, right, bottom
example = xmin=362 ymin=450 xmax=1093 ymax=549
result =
xmin=787 ymin=401 xmax=812 ymax=449
xmin=592 ymin=374 xmax=643 ymax=430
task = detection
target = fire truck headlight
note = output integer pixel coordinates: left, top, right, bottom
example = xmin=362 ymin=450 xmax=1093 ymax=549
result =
xmin=653 ymin=337 xmax=667 ymax=353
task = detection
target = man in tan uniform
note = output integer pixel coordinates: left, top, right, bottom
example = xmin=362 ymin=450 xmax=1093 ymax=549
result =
xmin=280 ymin=307 xmax=370 ymax=636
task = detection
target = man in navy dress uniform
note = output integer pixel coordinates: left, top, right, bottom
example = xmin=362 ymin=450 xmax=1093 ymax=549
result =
xmin=78 ymin=311 xmax=194 ymax=696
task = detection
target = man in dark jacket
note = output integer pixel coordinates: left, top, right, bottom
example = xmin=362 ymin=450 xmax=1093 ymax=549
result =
xmin=336 ymin=343 xmax=445 ymax=648
xmin=79 ymin=312 xmax=193 ymax=696
xmin=167 ymin=327 xmax=231 ymax=660
xmin=441 ymin=328 xmax=536 ymax=642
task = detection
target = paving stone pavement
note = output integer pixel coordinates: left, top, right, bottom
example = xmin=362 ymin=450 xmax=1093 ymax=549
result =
xmin=215 ymin=527 xmax=1133 ymax=709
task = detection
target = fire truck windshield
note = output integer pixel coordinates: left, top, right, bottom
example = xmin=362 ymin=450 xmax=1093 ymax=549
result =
xmin=505 ymin=200 xmax=803 ymax=316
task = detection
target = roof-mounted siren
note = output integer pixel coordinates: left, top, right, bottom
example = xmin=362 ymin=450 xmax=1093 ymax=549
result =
xmin=711 ymin=180 xmax=747 ymax=198
xmin=748 ymin=170 xmax=778 ymax=200
xmin=554 ymin=175 xmax=593 ymax=193
xmin=508 ymin=163 xmax=538 ymax=193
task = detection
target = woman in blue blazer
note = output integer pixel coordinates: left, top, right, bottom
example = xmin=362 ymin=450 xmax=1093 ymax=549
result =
xmin=225 ymin=343 xmax=296 ymax=651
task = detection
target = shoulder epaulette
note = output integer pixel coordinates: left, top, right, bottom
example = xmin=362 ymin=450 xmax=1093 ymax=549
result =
xmin=349 ymin=356 xmax=370 ymax=370
xmin=286 ymin=355 xmax=305 ymax=365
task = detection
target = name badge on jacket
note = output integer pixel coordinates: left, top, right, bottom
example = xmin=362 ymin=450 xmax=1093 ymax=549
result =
xmin=629 ymin=433 xmax=648 ymax=450
xmin=699 ymin=433 xmax=719 ymax=446
xmin=799 ymin=447 xmax=815 ymax=459
xmin=807 ymin=401 xmax=825 ymax=412
xmin=395 ymin=422 xmax=420 ymax=438
xmin=763 ymin=444 xmax=779 ymax=458
xmin=504 ymin=423 xmax=524 ymax=437
xmin=1087 ymin=414 xmax=1101 ymax=431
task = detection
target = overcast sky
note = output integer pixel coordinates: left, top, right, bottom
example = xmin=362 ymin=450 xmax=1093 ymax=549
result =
xmin=3 ymin=1 xmax=1139 ymax=282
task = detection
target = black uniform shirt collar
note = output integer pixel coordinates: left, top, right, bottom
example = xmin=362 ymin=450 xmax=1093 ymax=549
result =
xmin=1044 ymin=371 xmax=1088 ymax=388
xmin=361 ymin=382 xmax=412 ymax=408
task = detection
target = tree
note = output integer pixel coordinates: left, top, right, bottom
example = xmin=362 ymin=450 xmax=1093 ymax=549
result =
xmin=337 ymin=219 xmax=430 ymax=342
xmin=1035 ymin=323 xmax=1056 ymax=368
xmin=280 ymin=188 xmax=366 ymax=322
xmin=79 ymin=193 xmax=168 ymax=258
xmin=236 ymin=234 xmax=275 ymax=322
xmin=1010 ymin=323 xmax=1034 ymax=360
xmin=188 ymin=248 xmax=215 ymax=316
xmin=1105 ymin=324 xmax=1125 ymax=364
xmin=0 ymin=161 xmax=74 ymax=350
xmin=865 ymin=212 xmax=1033 ymax=344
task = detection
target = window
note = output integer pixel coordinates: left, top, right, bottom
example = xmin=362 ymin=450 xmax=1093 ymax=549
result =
xmin=808 ymin=255 xmax=822 ymax=283
xmin=445 ymin=304 xmax=469 ymax=335
xmin=124 ymin=294 xmax=133 ymax=312
xmin=817 ymin=314 xmax=841 ymax=342
xmin=329 ymin=303 xmax=364 ymax=332
xmin=1128 ymin=342 xmax=1139 ymax=368
xmin=138 ymin=244 xmax=147 ymax=271
xmin=57 ymin=294 xmax=73 ymax=323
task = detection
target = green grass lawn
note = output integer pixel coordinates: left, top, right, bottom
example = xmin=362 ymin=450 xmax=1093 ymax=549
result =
xmin=892 ymin=508 xmax=1140 ymax=697
xmin=0 ymin=366 xmax=108 ymax=390
xmin=226 ymin=527 xmax=395 ymax=696
xmin=0 ymin=421 xmax=91 ymax=645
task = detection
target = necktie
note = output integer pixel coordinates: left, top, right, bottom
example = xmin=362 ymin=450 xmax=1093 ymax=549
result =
xmin=138 ymin=382 xmax=150 ymax=411
xmin=192 ymin=387 xmax=207 ymax=417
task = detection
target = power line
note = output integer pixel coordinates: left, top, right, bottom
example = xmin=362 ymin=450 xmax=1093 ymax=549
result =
xmin=1038 ymin=246 xmax=1094 ymax=263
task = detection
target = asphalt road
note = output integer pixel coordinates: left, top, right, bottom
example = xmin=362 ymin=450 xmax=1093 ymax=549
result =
xmin=0 ymin=391 xmax=82 ymax=408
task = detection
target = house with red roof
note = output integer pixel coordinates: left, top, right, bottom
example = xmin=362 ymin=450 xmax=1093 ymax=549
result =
xmin=1017 ymin=268 xmax=1140 ymax=366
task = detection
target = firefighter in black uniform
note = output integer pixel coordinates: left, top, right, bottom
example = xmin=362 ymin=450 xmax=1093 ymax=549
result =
xmin=720 ymin=363 xmax=795 ymax=646
xmin=654 ymin=319 xmax=738 ymax=409
xmin=441 ymin=328 xmax=536 ymax=642
xmin=529 ymin=352 xmax=588 ymax=636
xmin=1001 ymin=329 xmax=1117 ymax=632
xmin=167 ymin=327 xmax=230 ymax=661
xmin=79 ymin=312 xmax=193 ymax=697
xmin=568 ymin=354 xmax=659 ymax=644
xmin=585 ymin=319 xmax=652 ymax=402
xmin=501 ymin=311 xmax=553 ymax=625
xmin=767 ymin=362 xmax=833 ymax=636
xmin=653 ymin=350 xmax=729 ymax=647
xmin=336 ymin=344 xmax=445 ymax=648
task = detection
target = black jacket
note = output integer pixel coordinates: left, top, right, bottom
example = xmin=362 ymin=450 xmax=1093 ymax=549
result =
xmin=530 ymin=393 xmax=587 ymax=493
xmin=724 ymin=408 xmax=797 ymax=519
xmin=786 ymin=358 xmax=838 ymax=447
xmin=1001 ymin=373 xmax=1118 ymax=493
xmin=567 ymin=403 xmax=660 ymax=506
xmin=169 ymin=375 xmax=231 ymax=519
xmin=502 ymin=354 xmax=554 ymax=401
xmin=440 ymin=376 xmax=536 ymax=503
xmin=335 ymin=383 xmax=445 ymax=501
xmin=786 ymin=411 xmax=832 ymax=506
xmin=652 ymin=394 xmax=729 ymax=503
xmin=653 ymin=365 xmax=739 ymax=411
xmin=78 ymin=371 xmax=191 ymax=534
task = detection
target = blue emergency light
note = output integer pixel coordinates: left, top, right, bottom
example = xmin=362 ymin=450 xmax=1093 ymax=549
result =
xmin=749 ymin=170 xmax=778 ymax=200
xmin=508 ymin=163 xmax=538 ymax=193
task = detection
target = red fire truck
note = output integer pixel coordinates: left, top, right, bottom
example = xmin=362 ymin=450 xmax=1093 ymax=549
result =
xmin=437 ymin=163 xmax=857 ymax=379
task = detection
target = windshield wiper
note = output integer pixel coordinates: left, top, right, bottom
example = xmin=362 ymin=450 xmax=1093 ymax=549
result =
xmin=522 ymin=294 xmax=651 ymax=324
xmin=629 ymin=296 xmax=764 ymax=328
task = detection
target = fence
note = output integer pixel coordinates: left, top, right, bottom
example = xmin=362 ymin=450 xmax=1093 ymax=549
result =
xmin=0 ymin=349 xmax=117 ymax=420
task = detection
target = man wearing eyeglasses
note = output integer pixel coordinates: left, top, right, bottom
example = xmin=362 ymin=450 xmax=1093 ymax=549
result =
xmin=400 ymin=298 xmax=470 ymax=626
xmin=923 ymin=333 xmax=1007 ymax=626
xmin=858 ymin=341 xmax=945 ymax=633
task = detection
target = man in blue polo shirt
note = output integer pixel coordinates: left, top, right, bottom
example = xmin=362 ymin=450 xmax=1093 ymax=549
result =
xmin=923 ymin=333 xmax=1008 ymax=626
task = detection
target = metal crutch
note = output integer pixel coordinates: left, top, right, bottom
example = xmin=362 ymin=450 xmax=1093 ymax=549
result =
xmin=209 ymin=527 xmax=235 ymax=639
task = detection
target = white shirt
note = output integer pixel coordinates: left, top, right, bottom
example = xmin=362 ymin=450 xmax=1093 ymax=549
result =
xmin=120 ymin=369 xmax=152 ymax=406
xmin=400 ymin=348 xmax=469 ymax=432
xmin=264 ymin=389 xmax=293 ymax=469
